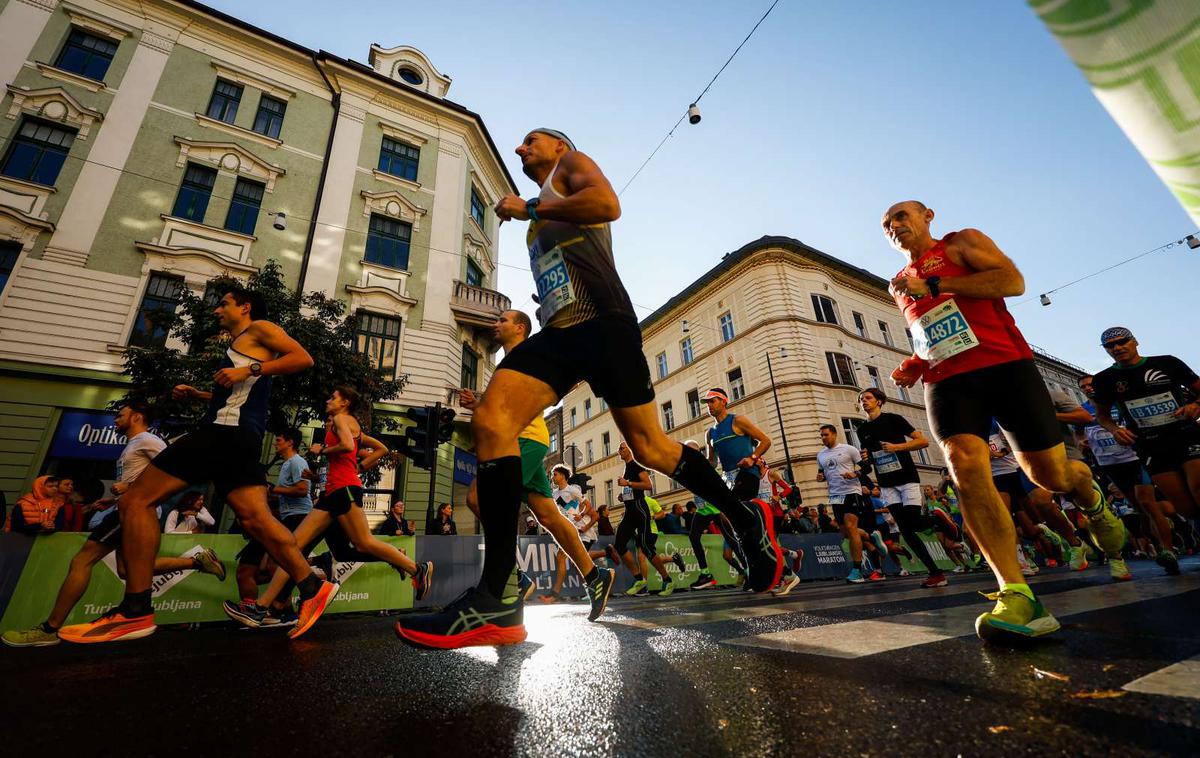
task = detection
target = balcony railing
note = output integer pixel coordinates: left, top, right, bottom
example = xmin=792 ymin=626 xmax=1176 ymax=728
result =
xmin=450 ymin=279 xmax=510 ymax=327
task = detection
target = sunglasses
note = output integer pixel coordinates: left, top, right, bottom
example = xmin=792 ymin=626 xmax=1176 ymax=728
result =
xmin=1102 ymin=337 xmax=1131 ymax=350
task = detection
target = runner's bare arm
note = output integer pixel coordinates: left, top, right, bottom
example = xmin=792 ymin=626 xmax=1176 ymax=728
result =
xmin=172 ymin=384 xmax=213 ymax=402
xmin=883 ymin=429 xmax=929 ymax=453
xmin=732 ymin=415 xmax=772 ymax=467
xmin=629 ymin=470 xmax=653 ymax=491
xmin=495 ymin=152 xmax=619 ymax=225
xmin=938 ymin=229 xmax=1025 ymax=298
xmin=250 ymin=321 xmax=314 ymax=376
xmin=358 ymin=432 xmax=390 ymax=472
xmin=316 ymin=413 xmax=357 ymax=456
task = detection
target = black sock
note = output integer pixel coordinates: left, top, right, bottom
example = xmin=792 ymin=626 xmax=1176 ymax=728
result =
xmin=120 ymin=590 xmax=152 ymax=617
xmin=297 ymin=572 xmax=322 ymax=600
xmin=633 ymin=573 xmax=644 ymax=581
xmin=41 ymin=621 xmax=58 ymax=633
xmin=854 ymin=561 xmax=863 ymax=570
xmin=476 ymin=456 xmax=523 ymax=598
xmin=584 ymin=567 xmax=599 ymax=583
xmin=671 ymin=443 xmax=753 ymax=532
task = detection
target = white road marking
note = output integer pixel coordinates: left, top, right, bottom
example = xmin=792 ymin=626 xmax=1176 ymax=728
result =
xmin=1122 ymin=654 xmax=1200 ymax=700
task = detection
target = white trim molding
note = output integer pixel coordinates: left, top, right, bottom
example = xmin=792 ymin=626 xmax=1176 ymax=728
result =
xmin=61 ymin=1 xmax=132 ymax=39
xmin=378 ymin=119 xmax=428 ymax=146
xmin=360 ymin=189 xmax=427 ymax=231
xmin=210 ymin=61 xmax=296 ymax=100
xmin=33 ymin=61 xmax=108 ymax=92
xmin=193 ymin=112 xmax=282 ymax=150
xmin=0 ymin=175 xmax=56 ymax=219
xmin=173 ymin=136 xmax=286 ymax=192
xmin=5 ymin=84 xmax=103 ymax=139
xmin=151 ymin=214 xmax=257 ymax=265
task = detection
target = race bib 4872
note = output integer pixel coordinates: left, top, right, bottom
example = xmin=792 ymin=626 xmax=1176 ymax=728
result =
xmin=911 ymin=299 xmax=979 ymax=367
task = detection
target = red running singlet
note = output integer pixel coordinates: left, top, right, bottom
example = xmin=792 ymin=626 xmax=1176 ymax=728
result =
xmin=893 ymin=232 xmax=1032 ymax=384
xmin=324 ymin=422 xmax=361 ymax=491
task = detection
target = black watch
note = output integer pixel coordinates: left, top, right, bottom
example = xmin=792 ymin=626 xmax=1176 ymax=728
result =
xmin=926 ymin=276 xmax=941 ymax=298
xmin=526 ymin=197 xmax=541 ymax=221
xmin=249 ymin=362 xmax=263 ymax=377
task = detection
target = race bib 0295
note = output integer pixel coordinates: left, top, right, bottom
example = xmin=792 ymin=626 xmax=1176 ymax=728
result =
xmin=531 ymin=244 xmax=576 ymax=324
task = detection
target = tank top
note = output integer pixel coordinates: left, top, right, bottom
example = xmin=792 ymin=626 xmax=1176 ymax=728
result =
xmin=204 ymin=346 xmax=271 ymax=436
xmin=893 ymin=233 xmax=1033 ymax=383
xmin=708 ymin=414 xmax=758 ymax=475
xmin=526 ymin=162 xmax=636 ymax=328
xmin=324 ymin=421 xmax=361 ymax=491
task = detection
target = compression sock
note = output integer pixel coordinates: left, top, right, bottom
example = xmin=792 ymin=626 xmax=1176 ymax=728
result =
xmin=476 ymin=456 xmax=524 ymax=601
xmin=119 ymin=590 xmax=152 ymax=617
xmin=584 ymin=567 xmax=599 ymax=583
xmin=296 ymin=572 xmax=322 ymax=599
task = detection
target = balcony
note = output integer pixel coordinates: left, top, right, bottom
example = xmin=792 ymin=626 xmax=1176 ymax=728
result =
xmin=451 ymin=279 xmax=510 ymax=328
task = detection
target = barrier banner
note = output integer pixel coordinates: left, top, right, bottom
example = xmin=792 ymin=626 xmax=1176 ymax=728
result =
xmin=413 ymin=535 xmax=485 ymax=608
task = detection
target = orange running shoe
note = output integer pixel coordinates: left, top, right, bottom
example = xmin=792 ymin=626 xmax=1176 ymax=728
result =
xmin=288 ymin=580 xmax=339 ymax=639
xmin=58 ymin=608 xmax=156 ymax=644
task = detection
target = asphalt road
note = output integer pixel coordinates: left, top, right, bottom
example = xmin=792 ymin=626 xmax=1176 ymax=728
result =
xmin=4 ymin=558 xmax=1198 ymax=757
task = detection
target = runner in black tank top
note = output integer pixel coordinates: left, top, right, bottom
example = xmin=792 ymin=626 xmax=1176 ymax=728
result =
xmin=395 ymin=128 xmax=784 ymax=651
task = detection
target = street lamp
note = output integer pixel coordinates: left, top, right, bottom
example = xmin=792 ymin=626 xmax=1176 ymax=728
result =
xmin=765 ymin=346 xmax=798 ymax=492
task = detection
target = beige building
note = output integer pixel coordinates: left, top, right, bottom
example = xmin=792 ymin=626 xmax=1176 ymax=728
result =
xmin=561 ymin=236 xmax=947 ymax=517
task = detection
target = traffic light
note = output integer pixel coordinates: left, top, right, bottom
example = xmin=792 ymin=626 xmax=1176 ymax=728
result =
xmin=402 ymin=405 xmax=436 ymax=470
xmin=570 ymin=472 xmax=593 ymax=493
xmin=436 ymin=406 xmax=456 ymax=444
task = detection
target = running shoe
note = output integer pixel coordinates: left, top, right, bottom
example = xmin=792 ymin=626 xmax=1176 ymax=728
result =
xmin=792 ymin=549 xmax=804 ymax=575
xmin=657 ymin=582 xmax=676 ymax=597
xmin=773 ymin=573 xmax=801 ymax=596
xmin=846 ymin=568 xmax=865 ymax=584
xmin=586 ymin=567 xmax=615 ymax=622
xmin=1020 ymin=563 xmax=1040 ymax=577
xmin=867 ymin=569 xmax=886 ymax=582
xmin=288 ymin=580 xmax=339 ymax=639
xmin=898 ymin=568 xmax=910 ymax=577
xmin=517 ymin=570 xmax=536 ymax=602
xmin=193 ymin=548 xmax=227 ymax=581
xmin=412 ymin=561 xmax=434 ymax=602
xmin=975 ymin=589 xmax=1060 ymax=642
xmin=1045 ymin=559 xmax=1059 ymax=569
xmin=265 ymin=607 xmax=298 ymax=628
xmin=2 ymin=625 xmax=60 ymax=648
xmin=1083 ymin=485 xmax=1128 ymax=558
xmin=952 ymin=565 xmax=966 ymax=574
xmin=394 ymin=586 xmax=526 ymax=649
xmin=537 ymin=593 xmax=559 ymax=604
xmin=58 ymin=608 xmax=156 ymax=644
xmin=625 ymin=579 xmax=648 ymax=596
xmin=921 ymin=573 xmax=948 ymax=588
xmin=670 ymin=552 xmax=686 ymax=573
xmin=690 ymin=573 xmax=717 ymax=590
xmin=1109 ymin=558 xmax=1133 ymax=582
xmin=1156 ymin=549 xmax=1181 ymax=576
xmin=312 ymin=551 xmax=335 ymax=582
xmin=1068 ymin=544 xmax=1089 ymax=572
xmin=224 ymin=600 xmax=268 ymax=629
xmin=604 ymin=543 xmax=622 ymax=566
xmin=743 ymin=499 xmax=785 ymax=592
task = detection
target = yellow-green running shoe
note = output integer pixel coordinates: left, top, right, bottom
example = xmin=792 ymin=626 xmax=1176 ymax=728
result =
xmin=657 ymin=582 xmax=675 ymax=597
xmin=2 ymin=625 xmax=60 ymax=648
xmin=625 ymin=579 xmax=647 ymax=597
xmin=1081 ymin=483 xmax=1127 ymax=558
xmin=1108 ymin=557 xmax=1133 ymax=582
xmin=975 ymin=590 xmax=1060 ymax=642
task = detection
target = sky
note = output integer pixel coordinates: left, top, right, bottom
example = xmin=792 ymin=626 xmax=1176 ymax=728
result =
xmin=207 ymin=0 xmax=1198 ymax=374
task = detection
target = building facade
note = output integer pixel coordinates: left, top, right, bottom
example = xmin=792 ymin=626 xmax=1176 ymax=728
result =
xmin=1031 ymin=344 xmax=1088 ymax=406
xmin=560 ymin=236 xmax=947 ymax=519
xmin=0 ymin=0 xmax=515 ymax=530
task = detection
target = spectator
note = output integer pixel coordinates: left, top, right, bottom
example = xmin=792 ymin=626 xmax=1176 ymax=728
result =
xmin=430 ymin=502 xmax=457 ymax=535
xmin=523 ymin=515 xmax=540 ymax=535
xmin=662 ymin=503 xmax=686 ymax=534
xmin=56 ymin=477 xmax=87 ymax=532
xmin=596 ymin=504 xmax=615 ymax=536
xmin=922 ymin=484 xmax=939 ymax=512
xmin=7 ymin=476 xmax=63 ymax=534
xmin=375 ymin=500 xmax=414 ymax=536
xmin=817 ymin=504 xmax=838 ymax=533
xmin=778 ymin=508 xmax=805 ymax=534
xmin=682 ymin=501 xmax=696 ymax=533
xmin=165 ymin=492 xmax=214 ymax=534
xmin=797 ymin=506 xmax=820 ymax=534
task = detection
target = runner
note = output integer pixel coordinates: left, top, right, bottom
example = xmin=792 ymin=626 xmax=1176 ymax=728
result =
xmin=883 ymin=200 xmax=1127 ymax=642
xmin=856 ymin=388 xmax=948 ymax=587
xmin=816 ymin=424 xmax=882 ymax=583
xmin=66 ymin=288 xmax=337 ymax=644
xmin=538 ymin=465 xmax=601 ymax=603
xmin=684 ymin=439 xmax=747 ymax=590
xmin=611 ymin=442 xmax=683 ymax=597
xmin=3 ymin=401 xmax=226 ymax=647
xmin=988 ymin=421 xmax=1054 ymax=576
xmin=394 ymin=128 xmax=781 ymax=649
xmin=460 ymin=309 xmax=615 ymax=622
xmin=1091 ymin=328 xmax=1200 ymax=573
xmin=225 ymin=386 xmax=432 ymax=634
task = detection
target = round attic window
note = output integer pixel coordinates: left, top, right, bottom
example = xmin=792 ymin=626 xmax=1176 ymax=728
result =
xmin=396 ymin=66 xmax=424 ymax=86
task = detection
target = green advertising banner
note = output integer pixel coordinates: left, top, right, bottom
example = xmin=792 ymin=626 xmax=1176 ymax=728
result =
xmin=0 ymin=533 xmax=415 ymax=633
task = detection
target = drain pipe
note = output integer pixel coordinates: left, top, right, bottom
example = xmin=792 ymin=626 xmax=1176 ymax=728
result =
xmin=297 ymin=52 xmax=341 ymax=294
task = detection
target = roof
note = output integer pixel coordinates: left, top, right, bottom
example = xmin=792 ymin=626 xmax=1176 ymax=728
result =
xmin=639 ymin=235 xmax=893 ymax=331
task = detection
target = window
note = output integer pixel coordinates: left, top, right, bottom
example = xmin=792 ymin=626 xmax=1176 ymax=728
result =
xmin=917 ymin=448 xmax=930 ymax=465
xmin=602 ymin=432 xmax=611 ymax=457
xmin=206 ymin=80 xmax=242 ymax=124
xmin=1 ymin=119 xmax=75 ymax=186
xmin=686 ymin=389 xmax=701 ymax=420
xmin=584 ymin=398 xmax=592 ymax=420
xmin=656 ymin=351 xmax=668 ymax=380
xmin=171 ymin=163 xmax=216 ymax=223
xmin=826 ymin=352 xmax=857 ymax=386
xmin=905 ymin=329 xmax=914 ymax=351
xmin=465 ymin=257 xmax=484 ymax=287
xmin=586 ymin=440 xmax=594 ymax=464
xmin=378 ymin=137 xmax=420 ymax=181
xmin=878 ymin=321 xmax=894 ymax=347
xmin=0 ymin=242 xmax=21 ymax=295
xmin=599 ymin=398 xmax=608 ymax=412
xmin=811 ymin=294 xmax=838 ymax=325
xmin=728 ymin=367 xmax=745 ymax=401
xmin=549 ymin=431 xmax=558 ymax=452
xmin=680 ymin=337 xmax=694 ymax=365
xmin=897 ymin=385 xmax=911 ymax=403
xmin=354 ymin=311 xmax=402 ymax=375
xmin=604 ymin=480 xmax=613 ymax=507
xmin=460 ymin=343 xmax=479 ymax=391
xmin=224 ymin=178 xmax=264 ymax=235
xmin=470 ymin=187 xmax=485 ymax=228
xmin=397 ymin=67 xmax=424 ymax=85
xmin=570 ymin=408 xmax=577 ymax=429
xmin=852 ymin=312 xmax=867 ymax=338
xmin=55 ymin=28 xmax=118 ymax=81
xmin=365 ymin=214 xmax=412 ymax=270
xmin=129 ymin=272 xmax=184 ymax=348
xmin=842 ymin=417 xmax=863 ymax=449
xmin=719 ymin=312 xmax=734 ymax=342
xmin=867 ymin=365 xmax=882 ymax=390
xmin=252 ymin=96 xmax=287 ymax=139
xmin=662 ymin=401 xmax=675 ymax=430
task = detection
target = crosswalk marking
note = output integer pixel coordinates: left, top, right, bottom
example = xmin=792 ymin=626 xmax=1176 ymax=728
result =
xmin=722 ymin=574 xmax=1200 ymax=659
xmin=1122 ymin=654 xmax=1200 ymax=700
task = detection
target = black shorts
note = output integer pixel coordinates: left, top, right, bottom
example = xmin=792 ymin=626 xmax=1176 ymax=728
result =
xmin=152 ymin=424 xmax=268 ymax=496
xmin=729 ymin=468 xmax=761 ymax=501
xmin=1121 ymin=513 xmax=1145 ymax=539
xmin=315 ymin=485 xmax=364 ymax=517
xmin=993 ymin=471 xmax=1027 ymax=510
xmin=87 ymin=509 xmax=123 ymax=547
xmin=1101 ymin=460 xmax=1151 ymax=499
xmin=613 ymin=499 xmax=656 ymax=559
xmin=238 ymin=512 xmax=307 ymax=566
xmin=497 ymin=316 xmax=654 ymax=408
xmin=833 ymin=494 xmax=875 ymax=531
xmin=1136 ymin=429 xmax=1200 ymax=476
xmin=925 ymin=359 xmax=1061 ymax=452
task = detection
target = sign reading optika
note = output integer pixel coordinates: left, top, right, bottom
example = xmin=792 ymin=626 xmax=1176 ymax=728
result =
xmin=48 ymin=410 xmax=162 ymax=461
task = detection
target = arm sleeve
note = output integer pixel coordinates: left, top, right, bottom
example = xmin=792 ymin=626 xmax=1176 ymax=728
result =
xmin=197 ymin=507 xmax=214 ymax=526
xmin=165 ymin=510 xmax=180 ymax=532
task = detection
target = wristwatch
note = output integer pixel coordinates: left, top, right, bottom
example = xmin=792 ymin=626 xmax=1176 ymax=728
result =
xmin=525 ymin=197 xmax=541 ymax=221
xmin=249 ymin=362 xmax=263 ymax=377
xmin=926 ymin=276 xmax=942 ymax=298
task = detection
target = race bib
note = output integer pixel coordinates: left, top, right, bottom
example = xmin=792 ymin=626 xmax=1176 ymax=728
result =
xmin=531 ymin=243 xmax=576 ymax=324
xmin=1125 ymin=392 xmax=1179 ymax=429
xmin=910 ymin=299 xmax=979 ymax=367
xmin=620 ymin=486 xmax=633 ymax=502
xmin=871 ymin=449 xmax=902 ymax=474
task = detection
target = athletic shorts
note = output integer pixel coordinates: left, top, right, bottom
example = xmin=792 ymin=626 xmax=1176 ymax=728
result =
xmin=832 ymin=493 xmax=875 ymax=531
xmin=315 ymin=485 xmax=364 ymax=517
xmin=722 ymin=468 xmax=761 ymax=501
xmin=1101 ymin=460 xmax=1152 ymax=499
xmin=519 ymin=438 xmax=552 ymax=498
xmin=1136 ymin=428 xmax=1200 ymax=476
xmin=238 ymin=512 xmax=307 ymax=566
xmin=613 ymin=499 xmax=656 ymax=559
xmin=87 ymin=508 xmax=123 ymax=547
xmin=152 ymin=424 xmax=268 ymax=496
xmin=498 ymin=315 xmax=654 ymax=408
xmin=879 ymin=482 xmax=922 ymax=507
xmin=925 ymin=359 xmax=1061 ymax=452
xmin=993 ymin=472 xmax=1027 ymax=510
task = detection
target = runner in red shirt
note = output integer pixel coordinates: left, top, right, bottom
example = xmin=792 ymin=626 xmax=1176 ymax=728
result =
xmin=882 ymin=200 xmax=1128 ymax=643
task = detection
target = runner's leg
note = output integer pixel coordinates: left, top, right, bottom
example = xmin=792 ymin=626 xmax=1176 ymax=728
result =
xmin=46 ymin=540 xmax=114 ymax=628
xmin=943 ymin=434 xmax=1024 ymax=587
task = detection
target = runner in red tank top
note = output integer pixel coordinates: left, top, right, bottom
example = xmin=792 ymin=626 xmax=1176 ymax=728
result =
xmin=881 ymin=200 xmax=1128 ymax=644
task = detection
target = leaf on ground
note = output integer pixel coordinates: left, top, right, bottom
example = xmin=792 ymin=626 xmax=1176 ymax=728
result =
xmin=1070 ymin=689 xmax=1127 ymax=700
xmin=1102 ymin=664 xmax=1116 ymax=672
xmin=988 ymin=726 xmax=1012 ymax=734
xmin=717 ymin=719 xmax=729 ymax=730
xmin=1032 ymin=667 xmax=1071 ymax=682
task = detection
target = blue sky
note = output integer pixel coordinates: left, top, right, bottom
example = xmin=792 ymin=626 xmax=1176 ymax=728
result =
xmin=209 ymin=0 xmax=1198 ymax=373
